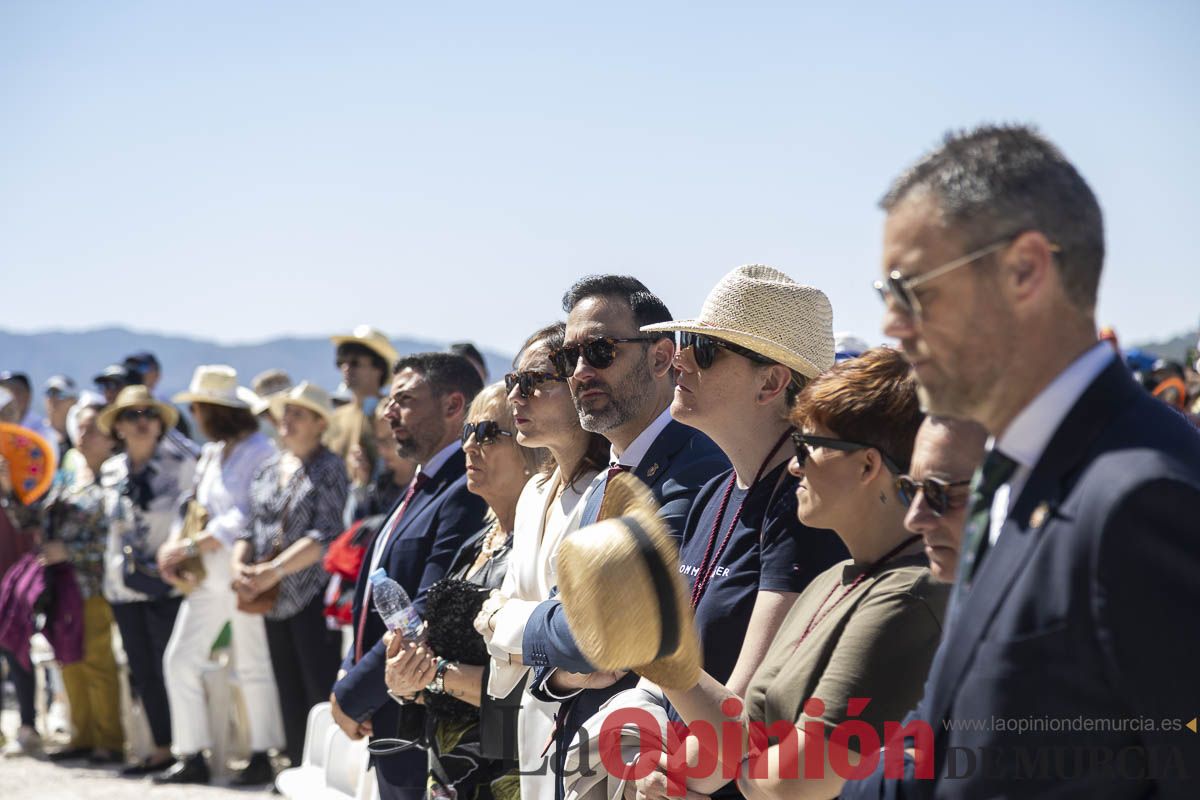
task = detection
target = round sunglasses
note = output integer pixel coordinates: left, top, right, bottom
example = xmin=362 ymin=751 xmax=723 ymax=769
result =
xmin=894 ymin=474 xmax=972 ymax=516
xmin=461 ymin=420 xmax=515 ymax=447
xmin=790 ymin=432 xmax=904 ymax=476
xmin=550 ymin=336 xmax=660 ymax=378
xmin=677 ymin=331 xmax=773 ymax=369
xmin=504 ymin=370 xmax=566 ymax=399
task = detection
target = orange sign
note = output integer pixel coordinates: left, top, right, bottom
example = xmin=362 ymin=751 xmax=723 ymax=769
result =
xmin=0 ymin=423 xmax=57 ymax=505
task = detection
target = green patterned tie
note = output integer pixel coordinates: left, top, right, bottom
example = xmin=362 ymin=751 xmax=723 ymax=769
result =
xmin=958 ymin=449 xmax=1018 ymax=584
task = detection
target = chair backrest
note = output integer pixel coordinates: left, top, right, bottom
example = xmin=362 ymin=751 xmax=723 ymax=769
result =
xmin=304 ymin=702 xmax=335 ymax=767
xmin=325 ymin=729 xmax=370 ymax=796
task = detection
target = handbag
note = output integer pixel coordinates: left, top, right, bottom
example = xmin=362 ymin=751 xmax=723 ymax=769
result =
xmin=168 ymin=498 xmax=209 ymax=594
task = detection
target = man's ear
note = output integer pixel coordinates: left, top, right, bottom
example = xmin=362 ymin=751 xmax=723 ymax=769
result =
xmin=1005 ymin=230 xmax=1057 ymax=306
xmin=443 ymin=391 xmax=466 ymax=420
xmin=756 ymin=364 xmax=792 ymax=407
xmin=650 ymin=337 xmax=675 ymax=378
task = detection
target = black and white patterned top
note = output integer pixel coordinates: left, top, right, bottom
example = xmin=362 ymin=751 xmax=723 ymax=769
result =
xmin=242 ymin=446 xmax=349 ymax=621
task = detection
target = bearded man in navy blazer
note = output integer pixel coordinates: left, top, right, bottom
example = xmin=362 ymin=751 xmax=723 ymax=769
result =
xmin=521 ymin=275 xmax=728 ymax=798
xmin=840 ymin=126 xmax=1200 ymax=798
xmin=329 ymin=352 xmax=488 ymax=800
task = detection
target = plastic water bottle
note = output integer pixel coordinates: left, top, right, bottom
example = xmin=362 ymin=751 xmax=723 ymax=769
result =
xmin=369 ymin=569 xmax=423 ymax=640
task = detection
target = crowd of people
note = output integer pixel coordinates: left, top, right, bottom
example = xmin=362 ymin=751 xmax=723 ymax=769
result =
xmin=2 ymin=124 xmax=1199 ymax=800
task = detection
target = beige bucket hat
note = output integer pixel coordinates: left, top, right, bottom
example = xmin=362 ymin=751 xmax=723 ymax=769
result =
xmin=641 ymin=264 xmax=835 ymax=378
xmin=97 ymin=385 xmax=180 ymax=435
xmin=330 ymin=325 xmax=400 ymax=366
xmin=172 ymin=365 xmax=251 ymax=408
xmin=269 ymin=381 xmax=335 ymax=422
xmin=556 ymin=472 xmax=702 ymax=691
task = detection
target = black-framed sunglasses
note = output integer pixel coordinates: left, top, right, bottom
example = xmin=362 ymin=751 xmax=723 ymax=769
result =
xmin=550 ymin=336 xmax=658 ymax=378
xmin=677 ymin=331 xmax=773 ymax=370
xmin=462 ymin=420 xmax=515 ymax=447
xmin=117 ymin=407 xmax=161 ymax=424
xmin=504 ymin=370 xmax=566 ymax=399
xmin=790 ymin=432 xmax=903 ymax=475
xmin=894 ymin=475 xmax=973 ymax=516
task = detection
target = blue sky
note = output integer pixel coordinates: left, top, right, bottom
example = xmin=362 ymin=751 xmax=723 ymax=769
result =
xmin=2 ymin=1 xmax=1197 ymax=355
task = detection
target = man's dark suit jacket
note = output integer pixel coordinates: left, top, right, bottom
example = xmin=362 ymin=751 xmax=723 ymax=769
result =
xmin=332 ymin=448 xmax=489 ymax=792
xmin=521 ymin=418 xmax=729 ymax=797
xmin=843 ymin=358 xmax=1200 ymax=799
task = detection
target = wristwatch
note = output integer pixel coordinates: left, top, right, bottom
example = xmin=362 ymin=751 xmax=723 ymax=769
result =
xmin=426 ymin=658 xmax=450 ymax=695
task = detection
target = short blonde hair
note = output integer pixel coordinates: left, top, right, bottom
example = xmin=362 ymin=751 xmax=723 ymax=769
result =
xmin=467 ymin=382 xmax=547 ymax=476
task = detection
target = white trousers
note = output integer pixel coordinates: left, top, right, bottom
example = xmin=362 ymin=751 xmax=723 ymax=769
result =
xmin=163 ymin=548 xmax=284 ymax=754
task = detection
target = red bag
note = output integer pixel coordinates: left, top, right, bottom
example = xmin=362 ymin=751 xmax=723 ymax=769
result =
xmin=322 ymin=521 xmax=366 ymax=625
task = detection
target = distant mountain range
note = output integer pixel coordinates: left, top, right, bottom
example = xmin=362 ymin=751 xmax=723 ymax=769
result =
xmin=0 ymin=326 xmax=514 ymax=403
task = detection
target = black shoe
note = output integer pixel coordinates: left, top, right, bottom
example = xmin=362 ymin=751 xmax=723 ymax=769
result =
xmin=88 ymin=748 xmax=124 ymax=765
xmin=231 ymin=751 xmax=275 ymax=786
xmin=152 ymin=753 xmax=210 ymax=785
xmin=47 ymin=746 xmax=93 ymax=762
xmin=121 ymin=756 xmax=176 ymax=776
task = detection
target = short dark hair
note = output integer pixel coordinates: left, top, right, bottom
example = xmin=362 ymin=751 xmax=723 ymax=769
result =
xmin=393 ymin=352 xmax=483 ymax=407
xmin=0 ymin=372 xmax=31 ymax=392
xmin=881 ymin=124 xmax=1104 ymax=311
xmin=194 ymin=402 xmax=259 ymax=442
xmin=337 ymin=342 xmax=389 ymax=384
xmin=449 ymin=342 xmax=485 ymax=367
xmin=561 ymin=275 xmax=673 ymax=333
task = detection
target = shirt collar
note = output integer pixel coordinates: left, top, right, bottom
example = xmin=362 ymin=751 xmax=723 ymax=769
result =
xmin=995 ymin=342 xmax=1115 ymax=469
xmin=610 ymin=406 xmax=673 ymax=470
xmin=418 ymin=439 xmax=461 ymax=481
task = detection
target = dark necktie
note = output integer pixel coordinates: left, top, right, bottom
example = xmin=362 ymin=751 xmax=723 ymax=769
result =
xmin=958 ymin=449 xmax=1019 ymax=585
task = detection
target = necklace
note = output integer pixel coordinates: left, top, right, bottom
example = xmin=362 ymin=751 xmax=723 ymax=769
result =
xmin=791 ymin=534 xmax=923 ymax=651
xmin=689 ymin=430 xmax=791 ymax=609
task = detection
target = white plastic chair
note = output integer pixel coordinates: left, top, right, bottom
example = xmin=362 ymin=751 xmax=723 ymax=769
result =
xmin=275 ymin=702 xmax=337 ymax=798
xmin=324 ymin=727 xmax=371 ymax=799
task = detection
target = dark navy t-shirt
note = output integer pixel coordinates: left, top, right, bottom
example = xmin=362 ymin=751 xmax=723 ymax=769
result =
xmin=678 ymin=462 xmax=849 ymax=685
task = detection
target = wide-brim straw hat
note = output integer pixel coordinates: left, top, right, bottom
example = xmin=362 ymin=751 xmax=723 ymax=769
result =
xmin=330 ymin=325 xmax=400 ymax=366
xmin=641 ymin=264 xmax=835 ymax=379
xmin=269 ymin=381 xmax=334 ymax=422
xmin=172 ymin=365 xmax=250 ymax=409
xmin=97 ymin=385 xmax=180 ymax=435
xmin=556 ymin=472 xmax=702 ymax=690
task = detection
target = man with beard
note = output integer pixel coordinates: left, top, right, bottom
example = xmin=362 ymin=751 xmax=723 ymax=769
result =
xmin=842 ymin=125 xmax=1200 ymax=798
xmin=521 ymin=275 xmax=728 ymax=798
xmin=329 ymin=352 xmax=488 ymax=800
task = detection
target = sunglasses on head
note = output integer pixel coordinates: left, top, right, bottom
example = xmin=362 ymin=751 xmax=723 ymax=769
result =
xmin=462 ymin=420 xmax=515 ymax=447
xmin=550 ymin=336 xmax=658 ymax=378
xmin=117 ymin=407 xmax=160 ymax=424
xmin=790 ymin=432 xmax=903 ymax=476
xmin=504 ymin=370 xmax=566 ymax=399
xmin=894 ymin=474 xmax=972 ymax=516
xmin=677 ymin=331 xmax=773 ymax=370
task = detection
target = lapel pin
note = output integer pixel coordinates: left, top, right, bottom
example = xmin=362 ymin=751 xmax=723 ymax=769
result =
xmin=1029 ymin=502 xmax=1051 ymax=529
xmin=645 ymin=463 xmax=660 ymax=478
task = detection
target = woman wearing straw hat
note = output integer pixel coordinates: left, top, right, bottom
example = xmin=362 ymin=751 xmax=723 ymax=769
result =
xmin=233 ymin=381 xmax=348 ymax=770
xmin=639 ymin=349 xmax=949 ymax=800
xmin=155 ymin=365 xmax=285 ymax=786
xmin=98 ymin=386 xmax=199 ymax=776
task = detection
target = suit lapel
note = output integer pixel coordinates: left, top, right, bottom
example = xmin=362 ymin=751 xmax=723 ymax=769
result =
xmin=635 ymin=419 xmax=690 ymax=489
xmin=928 ymin=359 xmax=1138 ymax=732
xmin=379 ymin=450 xmax=467 ymax=560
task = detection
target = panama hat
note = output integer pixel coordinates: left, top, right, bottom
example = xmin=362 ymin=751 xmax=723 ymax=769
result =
xmin=641 ymin=264 xmax=835 ymax=379
xmin=269 ymin=381 xmax=334 ymax=422
xmin=172 ymin=365 xmax=250 ymax=408
xmin=556 ymin=473 xmax=702 ymax=690
xmin=251 ymin=369 xmax=293 ymax=399
xmin=330 ymin=325 xmax=400 ymax=366
xmin=97 ymin=385 xmax=180 ymax=435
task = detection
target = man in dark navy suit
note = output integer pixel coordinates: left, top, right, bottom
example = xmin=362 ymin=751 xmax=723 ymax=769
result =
xmin=329 ymin=352 xmax=488 ymax=800
xmin=841 ymin=126 xmax=1200 ymax=798
xmin=521 ymin=275 xmax=728 ymax=797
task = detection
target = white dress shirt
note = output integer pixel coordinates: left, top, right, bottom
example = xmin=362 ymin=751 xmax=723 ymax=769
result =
xmin=988 ymin=342 xmax=1116 ymax=544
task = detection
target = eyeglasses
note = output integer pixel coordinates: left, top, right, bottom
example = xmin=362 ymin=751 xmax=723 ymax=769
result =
xmin=894 ymin=474 xmax=972 ymax=516
xmin=116 ymin=407 xmax=160 ymax=424
xmin=790 ymin=432 xmax=903 ymax=475
xmin=873 ymin=234 xmax=1060 ymax=318
xmin=550 ymin=336 xmax=658 ymax=378
xmin=504 ymin=371 xmax=566 ymax=399
xmin=462 ymin=420 xmax=515 ymax=447
xmin=677 ymin=331 xmax=773 ymax=369
xmin=336 ymin=356 xmax=370 ymax=369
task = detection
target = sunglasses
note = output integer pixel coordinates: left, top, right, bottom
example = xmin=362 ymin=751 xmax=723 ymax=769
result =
xmin=504 ymin=370 xmax=566 ymax=399
xmin=677 ymin=331 xmax=773 ymax=370
xmin=336 ymin=356 xmax=371 ymax=369
xmin=873 ymin=233 xmax=1061 ymax=318
xmin=550 ymin=336 xmax=658 ymax=378
xmin=116 ymin=407 xmax=161 ymax=424
xmin=894 ymin=474 xmax=973 ymax=516
xmin=790 ymin=432 xmax=903 ymax=476
xmin=461 ymin=420 xmax=515 ymax=447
